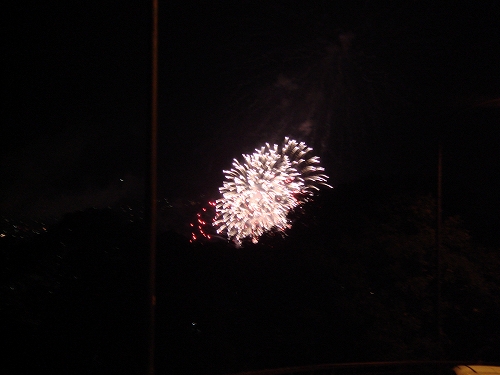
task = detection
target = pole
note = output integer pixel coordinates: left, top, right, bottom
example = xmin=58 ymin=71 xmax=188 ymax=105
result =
xmin=149 ymin=0 xmax=158 ymax=373
xmin=436 ymin=142 xmax=443 ymax=359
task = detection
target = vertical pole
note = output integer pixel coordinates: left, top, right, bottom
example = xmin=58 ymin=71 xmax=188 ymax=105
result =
xmin=436 ymin=142 xmax=443 ymax=359
xmin=149 ymin=0 xmax=158 ymax=373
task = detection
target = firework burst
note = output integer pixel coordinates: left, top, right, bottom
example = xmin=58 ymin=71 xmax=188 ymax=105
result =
xmin=213 ymin=138 xmax=331 ymax=246
xmin=281 ymin=137 xmax=331 ymax=194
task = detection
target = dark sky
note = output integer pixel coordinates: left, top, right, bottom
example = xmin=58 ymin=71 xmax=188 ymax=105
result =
xmin=4 ymin=2 xmax=150 ymax=219
xmin=3 ymin=1 xmax=499 ymax=229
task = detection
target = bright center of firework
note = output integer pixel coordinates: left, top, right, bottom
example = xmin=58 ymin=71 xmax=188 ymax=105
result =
xmin=213 ymin=138 xmax=331 ymax=246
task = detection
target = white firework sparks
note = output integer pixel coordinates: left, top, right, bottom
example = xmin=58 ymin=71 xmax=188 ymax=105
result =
xmin=281 ymin=137 xmax=332 ymax=193
xmin=213 ymin=138 xmax=331 ymax=246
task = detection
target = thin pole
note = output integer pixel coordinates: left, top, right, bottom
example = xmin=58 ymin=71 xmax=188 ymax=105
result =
xmin=149 ymin=0 xmax=158 ymax=373
xmin=436 ymin=142 xmax=443 ymax=359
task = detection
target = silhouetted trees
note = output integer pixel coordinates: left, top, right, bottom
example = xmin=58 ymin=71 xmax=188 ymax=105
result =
xmin=2 ymin=182 xmax=499 ymax=374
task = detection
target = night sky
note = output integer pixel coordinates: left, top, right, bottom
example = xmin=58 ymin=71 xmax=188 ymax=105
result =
xmin=2 ymin=2 xmax=500 ymax=373
xmin=3 ymin=1 xmax=499 ymax=240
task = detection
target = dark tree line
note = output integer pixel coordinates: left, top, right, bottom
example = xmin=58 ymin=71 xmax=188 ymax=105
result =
xmin=2 ymin=179 xmax=499 ymax=374
xmin=157 ymin=178 xmax=500 ymax=373
xmin=2 ymin=207 xmax=149 ymax=374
